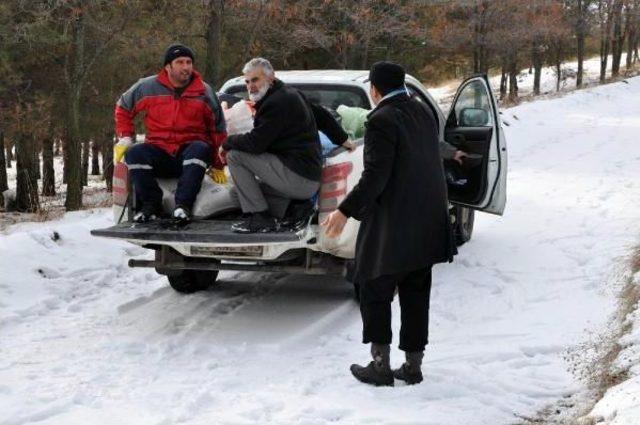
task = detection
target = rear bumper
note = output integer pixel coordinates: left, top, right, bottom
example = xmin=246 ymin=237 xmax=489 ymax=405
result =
xmin=91 ymin=219 xmax=317 ymax=261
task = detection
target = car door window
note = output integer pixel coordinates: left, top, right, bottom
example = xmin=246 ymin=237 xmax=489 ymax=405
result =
xmin=449 ymin=80 xmax=493 ymax=127
xmin=406 ymin=83 xmax=441 ymax=132
xmin=406 ymin=84 xmax=428 ymax=104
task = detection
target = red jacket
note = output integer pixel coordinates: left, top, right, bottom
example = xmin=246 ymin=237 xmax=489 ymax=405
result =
xmin=115 ymin=69 xmax=227 ymax=169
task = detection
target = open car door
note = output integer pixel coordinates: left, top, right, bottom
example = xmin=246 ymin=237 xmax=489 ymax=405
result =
xmin=444 ymin=74 xmax=507 ymax=215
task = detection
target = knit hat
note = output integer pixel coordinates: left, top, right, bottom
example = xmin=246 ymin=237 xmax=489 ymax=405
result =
xmin=164 ymin=44 xmax=194 ymax=65
xmin=369 ymin=61 xmax=405 ymax=95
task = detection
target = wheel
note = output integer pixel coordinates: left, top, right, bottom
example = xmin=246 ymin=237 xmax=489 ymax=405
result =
xmin=455 ymin=206 xmax=475 ymax=246
xmin=167 ymin=269 xmax=219 ymax=294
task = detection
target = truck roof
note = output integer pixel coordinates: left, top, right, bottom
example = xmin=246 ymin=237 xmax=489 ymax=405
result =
xmin=221 ymin=70 xmax=371 ymax=88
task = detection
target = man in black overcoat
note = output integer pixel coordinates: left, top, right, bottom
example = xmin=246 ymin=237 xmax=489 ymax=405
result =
xmin=322 ymin=61 xmax=456 ymax=386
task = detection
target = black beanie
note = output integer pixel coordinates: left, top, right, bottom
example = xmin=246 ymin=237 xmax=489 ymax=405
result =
xmin=369 ymin=61 xmax=405 ymax=95
xmin=164 ymin=44 xmax=194 ymax=65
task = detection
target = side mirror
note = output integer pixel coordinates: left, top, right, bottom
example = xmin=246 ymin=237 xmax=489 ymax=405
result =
xmin=459 ymin=108 xmax=489 ymax=127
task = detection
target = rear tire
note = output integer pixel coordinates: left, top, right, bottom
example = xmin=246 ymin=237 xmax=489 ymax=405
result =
xmin=167 ymin=270 xmax=219 ymax=294
xmin=455 ymin=206 xmax=475 ymax=246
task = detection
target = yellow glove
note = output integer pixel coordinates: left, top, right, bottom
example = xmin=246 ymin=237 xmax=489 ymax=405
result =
xmin=114 ymin=137 xmax=133 ymax=163
xmin=208 ymin=167 xmax=228 ymax=184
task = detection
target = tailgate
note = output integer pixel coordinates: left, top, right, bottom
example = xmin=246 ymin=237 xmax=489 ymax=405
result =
xmin=91 ymin=219 xmax=307 ymax=244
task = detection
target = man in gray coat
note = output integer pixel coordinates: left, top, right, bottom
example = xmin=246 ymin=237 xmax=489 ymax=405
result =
xmin=322 ymin=61 xmax=456 ymax=386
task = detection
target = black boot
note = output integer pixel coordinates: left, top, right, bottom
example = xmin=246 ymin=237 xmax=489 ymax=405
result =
xmin=231 ymin=211 xmax=277 ymax=234
xmin=393 ymin=351 xmax=424 ymax=385
xmin=350 ymin=343 xmax=394 ymax=387
xmin=173 ymin=205 xmax=192 ymax=224
xmin=133 ymin=203 xmax=159 ymax=223
xmin=280 ymin=200 xmax=315 ymax=232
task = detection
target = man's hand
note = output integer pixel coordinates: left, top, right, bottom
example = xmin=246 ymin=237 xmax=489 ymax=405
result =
xmin=208 ymin=167 xmax=228 ymax=184
xmin=321 ymin=209 xmax=348 ymax=238
xmin=114 ymin=137 xmax=133 ymax=163
xmin=453 ymin=150 xmax=468 ymax=165
xmin=342 ymin=139 xmax=356 ymax=152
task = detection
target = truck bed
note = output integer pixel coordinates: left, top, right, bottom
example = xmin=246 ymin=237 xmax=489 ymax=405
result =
xmin=90 ymin=219 xmax=308 ymax=244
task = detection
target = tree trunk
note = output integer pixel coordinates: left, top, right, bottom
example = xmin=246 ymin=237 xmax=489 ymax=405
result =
xmin=0 ymin=129 xmax=8 ymax=205
xmin=625 ymin=1 xmax=639 ymax=69
xmin=205 ymin=0 xmax=224 ymax=87
xmin=499 ymin=63 xmax=507 ymax=99
xmin=62 ymin=135 xmax=69 ymax=184
xmin=627 ymin=28 xmax=636 ymax=69
xmin=611 ymin=0 xmax=624 ymax=76
xmin=15 ymin=133 xmax=39 ymax=212
xmin=91 ymin=140 xmax=100 ymax=175
xmin=361 ymin=31 xmax=371 ymax=69
xmin=42 ymin=135 xmax=56 ymax=196
xmin=532 ymin=41 xmax=543 ymax=95
xmin=600 ymin=1 xmax=613 ymax=83
xmin=102 ymin=134 xmax=114 ymax=192
xmin=64 ymin=5 xmax=85 ymax=211
xmin=6 ymin=141 xmax=12 ymax=168
xmin=508 ymin=58 xmax=518 ymax=101
xmin=81 ymin=138 xmax=89 ymax=186
xmin=576 ymin=0 xmax=586 ymax=87
xmin=33 ymin=147 xmax=41 ymax=180
xmin=473 ymin=4 xmax=481 ymax=74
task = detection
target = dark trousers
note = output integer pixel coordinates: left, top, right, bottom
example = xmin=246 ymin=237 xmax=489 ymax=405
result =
xmin=125 ymin=141 xmax=211 ymax=211
xmin=360 ymin=266 xmax=432 ymax=352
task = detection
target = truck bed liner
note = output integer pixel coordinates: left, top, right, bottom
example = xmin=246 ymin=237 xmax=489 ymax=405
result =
xmin=90 ymin=219 xmax=307 ymax=244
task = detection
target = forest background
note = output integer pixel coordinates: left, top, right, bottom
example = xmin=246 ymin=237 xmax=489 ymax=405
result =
xmin=0 ymin=0 xmax=638 ymax=213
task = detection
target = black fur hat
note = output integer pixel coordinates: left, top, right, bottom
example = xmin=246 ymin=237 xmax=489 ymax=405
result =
xmin=369 ymin=61 xmax=405 ymax=95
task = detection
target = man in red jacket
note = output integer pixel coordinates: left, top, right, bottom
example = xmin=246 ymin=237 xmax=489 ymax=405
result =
xmin=114 ymin=44 xmax=227 ymax=223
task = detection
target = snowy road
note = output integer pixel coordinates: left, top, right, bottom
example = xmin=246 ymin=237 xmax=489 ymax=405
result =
xmin=1 ymin=77 xmax=639 ymax=424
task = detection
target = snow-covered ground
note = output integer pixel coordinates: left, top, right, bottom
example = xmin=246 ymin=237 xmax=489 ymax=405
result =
xmin=1 ymin=77 xmax=640 ymax=424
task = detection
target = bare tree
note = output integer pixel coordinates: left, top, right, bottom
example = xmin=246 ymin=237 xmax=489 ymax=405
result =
xmin=42 ymin=132 xmax=56 ymax=196
xmin=91 ymin=140 xmax=100 ymax=175
xmin=625 ymin=0 xmax=640 ymax=69
xmin=611 ymin=0 xmax=625 ymax=76
xmin=598 ymin=0 xmax=615 ymax=82
xmin=567 ymin=0 xmax=595 ymax=87
xmin=0 ymin=128 xmax=7 ymax=205
xmin=57 ymin=0 xmax=131 ymax=210
xmin=204 ymin=0 xmax=225 ymax=87
xmin=101 ymin=132 xmax=114 ymax=193
xmin=15 ymin=134 xmax=39 ymax=212
xmin=5 ymin=142 xmax=11 ymax=168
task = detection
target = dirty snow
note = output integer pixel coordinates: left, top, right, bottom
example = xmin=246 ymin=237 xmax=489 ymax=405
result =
xmin=1 ymin=76 xmax=640 ymax=424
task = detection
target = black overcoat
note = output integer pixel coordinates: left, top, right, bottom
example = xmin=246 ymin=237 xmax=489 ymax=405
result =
xmin=338 ymin=93 xmax=456 ymax=281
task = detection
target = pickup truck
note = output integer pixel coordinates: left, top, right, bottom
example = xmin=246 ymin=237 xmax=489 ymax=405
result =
xmin=91 ymin=71 xmax=507 ymax=296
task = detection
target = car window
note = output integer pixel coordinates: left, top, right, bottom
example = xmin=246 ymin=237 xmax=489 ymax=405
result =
xmin=450 ymin=80 xmax=493 ymax=127
xmin=223 ymin=83 xmax=371 ymax=111
xmin=406 ymin=83 xmax=441 ymax=133
xmin=406 ymin=83 xmax=429 ymax=105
